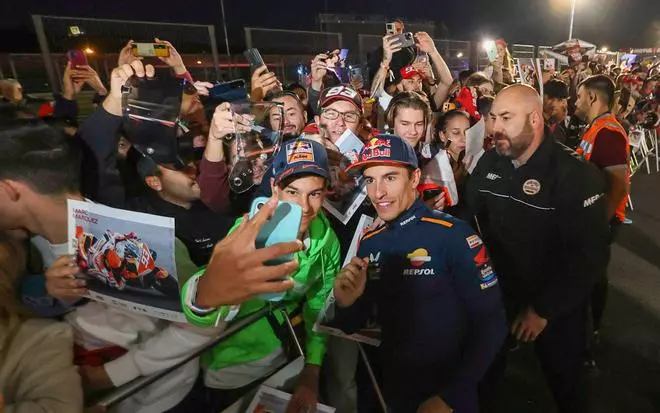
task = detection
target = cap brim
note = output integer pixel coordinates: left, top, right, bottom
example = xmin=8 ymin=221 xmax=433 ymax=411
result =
xmin=321 ymin=96 xmax=362 ymax=113
xmin=345 ymin=159 xmax=415 ymax=174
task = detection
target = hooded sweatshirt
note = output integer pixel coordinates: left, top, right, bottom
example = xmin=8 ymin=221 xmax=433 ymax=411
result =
xmin=182 ymin=211 xmax=341 ymax=385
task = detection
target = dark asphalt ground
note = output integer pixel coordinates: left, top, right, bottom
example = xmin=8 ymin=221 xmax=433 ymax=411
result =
xmin=496 ymin=171 xmax=660 ymax=413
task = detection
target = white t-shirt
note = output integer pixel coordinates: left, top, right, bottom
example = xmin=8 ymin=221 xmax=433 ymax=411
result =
xmin=30 ymin=235 xmax=68 ymax=269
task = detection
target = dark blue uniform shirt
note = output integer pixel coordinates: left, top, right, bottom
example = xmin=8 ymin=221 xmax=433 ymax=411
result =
xmin=334 ymin=199 xmax=507 ymax=412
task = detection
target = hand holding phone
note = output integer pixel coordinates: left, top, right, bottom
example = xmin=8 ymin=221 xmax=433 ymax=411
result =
xmin=245 ymin=48 xmax=282 ymax=94
xmin=249 ymin=198 xmax=302 ymax=265
xmin=249 ymin=197 xmax=302 ymax=301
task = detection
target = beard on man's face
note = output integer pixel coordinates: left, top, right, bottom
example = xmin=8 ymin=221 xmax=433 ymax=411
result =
xmin=494 ymin=116 xmax=535 ymax=159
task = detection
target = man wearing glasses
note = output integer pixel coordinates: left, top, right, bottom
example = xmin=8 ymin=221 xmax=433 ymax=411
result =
xmin=315 ymin=85 xmax=364 ymax=144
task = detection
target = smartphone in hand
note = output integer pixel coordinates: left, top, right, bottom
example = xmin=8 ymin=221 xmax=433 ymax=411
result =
xmin=244 ymin=48 xmax=283 ymax=93
xmin=249 ymin=197 xmax=302 ymax=266
xmin=67 ymin=50 xmax=88 ymax=69
xmin=249 ymin=197 xmax=302 ymax=301
xmin=131 ymin=43 xmax=170 ymax=58
xmin=392 ymin=32 xmax=415 ymax=49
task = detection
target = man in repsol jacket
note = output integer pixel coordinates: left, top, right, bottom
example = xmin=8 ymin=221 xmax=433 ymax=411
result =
xmin=331 ymin=134 xmax=507 ymax=413
xmin=466 ymin=85 xmax=610 ymax=413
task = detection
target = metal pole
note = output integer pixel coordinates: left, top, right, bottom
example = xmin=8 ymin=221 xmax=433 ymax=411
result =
xmin=32 ymin=15 xmax=60 ymax=94
xmin=568 ymin=0 xmax=577 ymax=40
xmin=208 ymin=25 xmax=222 ymax=80
xmin=219 ymin=0 xmax=231 ymax=79
xmin=357 ymin=343 xmax=387 ymax=413
xmin=8 ymin=55 xmax=18 ymax=80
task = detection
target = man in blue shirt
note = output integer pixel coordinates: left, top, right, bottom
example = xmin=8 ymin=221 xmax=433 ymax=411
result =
xmin=332 ymin=135 xmax=507 ymax=413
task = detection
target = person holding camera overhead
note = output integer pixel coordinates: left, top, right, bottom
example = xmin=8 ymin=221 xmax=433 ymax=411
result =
xmin=371 ymin=30 xmax=454 ymax=114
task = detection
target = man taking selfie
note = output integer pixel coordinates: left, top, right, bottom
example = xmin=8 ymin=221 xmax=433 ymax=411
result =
xmin=182 ymin=138 xmax=341 ymax=412
xmin=331 ymin=134 xmax=507 ymax=413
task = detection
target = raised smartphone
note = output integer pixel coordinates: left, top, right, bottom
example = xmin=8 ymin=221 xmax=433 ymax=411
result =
xmin=67 ymin=50 xmax=88 ymax=68
xmin=391 ymin=32 xmax=415 ymax=48
xmin=249 ymin=197 xmax=302 ymax=301
xmin=249 ymin=197 xmax=302 ymax=266
xmin=132 ymin=43 xmax=170 ymax=58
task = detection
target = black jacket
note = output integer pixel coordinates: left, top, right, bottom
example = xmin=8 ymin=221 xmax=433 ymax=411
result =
xmin=78 ymin=107 xmax=231 ymax=266
xmin=465 ymin=136 xmax=610 ymax=320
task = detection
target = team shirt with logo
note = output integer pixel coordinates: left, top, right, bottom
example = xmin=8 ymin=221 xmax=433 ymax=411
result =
xmin=332 ymin=199 xmax=507 ymax=411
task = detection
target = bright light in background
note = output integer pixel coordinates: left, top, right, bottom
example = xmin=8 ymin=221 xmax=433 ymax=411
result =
xmin=456 ymin=52 xmax=464 ymax=58
xmin=196 ymin=60 xmax=202 ymax=64
xmin=83 ymin=47 xmax=94 ymax=55
xmin=482 ymin=40 xmax=495 ymax=51
xmin=600 ymin=46 xmax=609 ymax=52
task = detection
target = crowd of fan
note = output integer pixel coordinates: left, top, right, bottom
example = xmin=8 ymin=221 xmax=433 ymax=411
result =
xmin=0 ymin=19 xmax=658 ymax=413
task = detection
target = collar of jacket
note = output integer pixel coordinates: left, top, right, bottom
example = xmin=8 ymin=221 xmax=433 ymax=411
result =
xmin=387 ymin=198 xmax=430 ymax=230
xmin=502 ymin=133 xmax=556 ymax=171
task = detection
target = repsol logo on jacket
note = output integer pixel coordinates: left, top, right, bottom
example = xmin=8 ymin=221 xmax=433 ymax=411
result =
xmin=403 ymin=268 xmax=436 ymax=275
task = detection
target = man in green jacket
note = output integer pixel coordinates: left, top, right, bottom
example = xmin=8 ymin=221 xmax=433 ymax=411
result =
xmin=181 ymin=138 xmax=341 ymax=412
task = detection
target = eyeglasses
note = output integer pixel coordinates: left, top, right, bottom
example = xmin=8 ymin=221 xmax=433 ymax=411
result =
xmin=321 ymin=108 xmax=360 ymax=123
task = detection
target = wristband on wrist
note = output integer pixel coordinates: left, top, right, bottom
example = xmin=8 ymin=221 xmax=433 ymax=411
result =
xmin=184 ymin=272 xmax=216 ymax=315
xmin=183 ymin=271 xmax=241 ymax=326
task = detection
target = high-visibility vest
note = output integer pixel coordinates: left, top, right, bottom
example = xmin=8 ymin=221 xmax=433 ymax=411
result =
xmin=576 ymin=113 xmax=630 ymax=222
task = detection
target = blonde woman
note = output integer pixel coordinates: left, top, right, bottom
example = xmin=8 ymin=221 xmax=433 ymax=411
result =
xmin=0 ymin=231 xmax=83 ymax=413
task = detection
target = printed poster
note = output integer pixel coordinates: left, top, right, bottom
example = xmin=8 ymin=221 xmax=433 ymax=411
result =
xmin=247 ymin=385 xmax=335 ymax=413
xmin=419 ymin=149 xmax=459 ymax=206
xmin=314 ymin=214 xmax=381 ymax=346
xmin=323 ymin=129 xmax=368 ymax=225
xmin=67 ymin=200 xmax=184 ymax=322
xmin=465 ymin=118 xmax=486 ymax=174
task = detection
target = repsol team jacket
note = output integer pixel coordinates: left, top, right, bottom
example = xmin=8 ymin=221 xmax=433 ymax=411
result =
xmin=333 ymin=199 xmax=507 ymax=411
xmin=464 ymin=136 xmax=610 ymax=320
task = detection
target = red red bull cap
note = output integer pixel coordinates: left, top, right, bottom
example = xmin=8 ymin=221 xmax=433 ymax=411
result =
xmin=345 ymin=134 xmax=418 ymax=174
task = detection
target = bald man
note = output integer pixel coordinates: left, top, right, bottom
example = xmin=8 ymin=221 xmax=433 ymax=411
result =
xmin=466 ymin=85 xmax=610 ymax=413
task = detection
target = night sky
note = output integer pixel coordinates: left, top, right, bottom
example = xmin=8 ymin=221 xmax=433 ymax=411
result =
xmin=1 ymin=0 xmax=658 ymax=52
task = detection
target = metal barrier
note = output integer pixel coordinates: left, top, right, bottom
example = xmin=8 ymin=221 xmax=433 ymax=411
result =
xmin=92 ymin=302 xmax=294 ymax=409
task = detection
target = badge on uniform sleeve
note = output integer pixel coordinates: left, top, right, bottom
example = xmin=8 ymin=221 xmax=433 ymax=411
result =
xmin=465 ymin=234 xmax=483 ymax=249
xmin=522 ymin=179 xmax=541 ymax=195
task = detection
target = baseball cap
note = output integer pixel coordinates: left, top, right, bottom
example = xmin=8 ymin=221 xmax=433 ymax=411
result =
xmin=272 ymin=138 xmax=330 ymax=185
xmin=319 ymin=85 xmax=363 ymax=113
xmin=345 ymin=134 xmax=418 ymax=174
xmin=400 ymin=65 xmax=421 ymax=80
xmin=544 ymin=79 xmax=569 ymax=100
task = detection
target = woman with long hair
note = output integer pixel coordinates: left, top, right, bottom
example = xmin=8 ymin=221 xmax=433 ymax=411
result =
xmin=0 ymin=231 xmax=83 ymax=412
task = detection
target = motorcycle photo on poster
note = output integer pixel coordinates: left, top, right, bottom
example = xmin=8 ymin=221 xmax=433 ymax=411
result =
xmin=68 ymin=200 xmax=183 ymax=321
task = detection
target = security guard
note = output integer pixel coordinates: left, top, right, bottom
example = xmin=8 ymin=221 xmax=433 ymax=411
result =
xmin=466 ymin=85 xmax=610 ymax=413
xmin=331 ymin=134 xmax=507 ymax=413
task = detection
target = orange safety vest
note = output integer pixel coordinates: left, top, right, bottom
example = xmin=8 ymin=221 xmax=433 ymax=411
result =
xmin=576 ymin=113 xmax=630 ymax=222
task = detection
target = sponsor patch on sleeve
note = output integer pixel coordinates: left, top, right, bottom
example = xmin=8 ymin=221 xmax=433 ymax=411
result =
xmin=479 ymin=264 xmax=498 ymax=289
xmin=466 ymin=234 xmax=483 ymax=249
